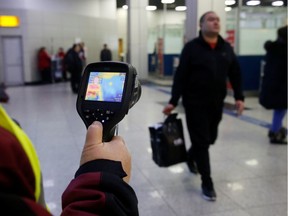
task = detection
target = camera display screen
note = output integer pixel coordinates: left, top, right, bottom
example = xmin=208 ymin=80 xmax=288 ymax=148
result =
xmin=85 ymin=72 xmax=126 ymax=102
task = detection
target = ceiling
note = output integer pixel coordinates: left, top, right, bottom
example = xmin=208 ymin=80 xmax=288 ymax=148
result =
xmin=117 ymin=0 xmax=287 ymax=10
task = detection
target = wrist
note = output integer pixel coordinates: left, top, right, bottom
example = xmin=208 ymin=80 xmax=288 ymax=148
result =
xmin=75 ymin=159 xmax=127 ymax=179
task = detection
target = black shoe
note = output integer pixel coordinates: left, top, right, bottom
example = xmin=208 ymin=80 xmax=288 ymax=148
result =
xmin=187 ymin=160 xmax=198 ymax=174
xmin=270 ymin=136 xmax=287 ymax=145
xmin=268 ymin=127 xmax=287 ymax=138
xmin=270 ymin=130 xmax=287 ymax=145
xmin=202 ymin=185 xmax=217 ymax=201
xmin=268 ymin=130 xmax=273 ymax=138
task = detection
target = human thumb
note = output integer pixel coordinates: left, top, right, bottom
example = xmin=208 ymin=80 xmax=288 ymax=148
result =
xmin=80 ymin=121 xmax=104 ymax=166
xmin=84 ymin=121 xmax=103 ymax=147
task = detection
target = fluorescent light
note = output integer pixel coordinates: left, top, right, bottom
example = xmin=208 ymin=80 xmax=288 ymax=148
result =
xmin=227 ymin=183 xmax=244 ymax=191
xmin=272 ymin=1 xmax=284 ymax=6
xmin=122 ymin=5 xmax=128 ymax=9
xmin=245 ymin=159 xmax=259 ymax=166
xmin=46 ymin=202 xmax=57 ymax=210
xmin=161 ymin=0 xmax=175 ymax=4
xmin=147 ymin=147 xmax=152 ymax=153
xmin=175 ymin=6 xmax=187 ymax=11
xmin=168 ymin=166 xmax=184 ymax=174
xmin=225 ymin=0 xmax=236 ymax=6
xmin=246 ymin=0 xmax=261 ymax=6
xmin=225 ymin=7 xmax=232 ymax=11
xmin=146 ymin=5 xmax=157 ymax=11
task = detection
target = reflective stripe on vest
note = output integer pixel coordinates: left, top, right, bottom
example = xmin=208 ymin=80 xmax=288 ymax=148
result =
xmin=0 ymin=105 xmax=41 ymax=202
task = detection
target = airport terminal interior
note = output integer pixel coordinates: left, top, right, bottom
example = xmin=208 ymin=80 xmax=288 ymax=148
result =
xmin=2 ymin=80 xmax=287 ymax=216
xmin=0 ymin=0 xmax=287 ymax=215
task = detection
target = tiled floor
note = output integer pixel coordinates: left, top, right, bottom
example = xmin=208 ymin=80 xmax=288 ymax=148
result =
xmin=2 ymin=81 xmax=287 ymax=216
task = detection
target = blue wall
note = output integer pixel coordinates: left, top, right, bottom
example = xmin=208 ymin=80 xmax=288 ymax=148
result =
xmin=238 ymin=55 xmax=264 ymax=91
xmin=148 ymin=54 xmax=264 ymax=92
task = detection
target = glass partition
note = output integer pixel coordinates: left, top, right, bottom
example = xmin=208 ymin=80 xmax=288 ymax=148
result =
xmin=148 ymin=24 xmax=184 ymax=75
xmin=226 ymin=6 xmax=287 ymax=55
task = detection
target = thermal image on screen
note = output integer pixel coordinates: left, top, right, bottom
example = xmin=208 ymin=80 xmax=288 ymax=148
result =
xmin=85 ymin=72 xmax=126 ymax=102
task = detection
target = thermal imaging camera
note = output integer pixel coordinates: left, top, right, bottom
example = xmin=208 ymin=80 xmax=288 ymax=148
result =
xmin=76 ymin=62 xmax=141 ymax=142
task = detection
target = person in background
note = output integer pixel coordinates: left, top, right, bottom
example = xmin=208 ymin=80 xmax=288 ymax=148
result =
xmin=0 ymin=83 xmax=9 ymax=103
xmin=0 ymin=88 xmax=139 ymax=215
xmin=37 ymin=47 xmax=52 ymax=84
xmin=163 ymin=11 xmax=245 ymax=201
xmin=57 ymin=47 xmax=67 ymax=81
xmin=100 ymin=43 xmax=112 ymax=61
xmin=64 ymin=44 xmax=83 ymax=94
xmin=57 ymin=47 xmax=65 ymax=59
xmin=79 ymin=42 xmax=88 ymax=67
xmin=259 ymin=25 xmax=287 ymax=144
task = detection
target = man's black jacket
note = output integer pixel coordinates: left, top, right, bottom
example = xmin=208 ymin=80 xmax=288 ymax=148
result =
xmin=169 ymin=32 xmax=244 ymax=108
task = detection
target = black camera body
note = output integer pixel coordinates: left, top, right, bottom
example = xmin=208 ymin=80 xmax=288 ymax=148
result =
xmin=76 ymin=62 xmax=141 ymax=141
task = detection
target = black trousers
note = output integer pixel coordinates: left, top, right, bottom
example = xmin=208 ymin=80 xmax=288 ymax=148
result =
xmin=70 ymin=71 xmax=82 ymax=93
xmin=184 ymin=103 xmax=223 ymax=186
xmin=41 ymin=68 xmax=52 ymax=83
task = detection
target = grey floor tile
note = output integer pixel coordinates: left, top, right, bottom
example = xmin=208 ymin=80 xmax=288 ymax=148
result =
xmin=246 ymin=204 xmax=287 ymax=216
xmin=217 ymin=175 xmax=287 ymax=208
xmin=157 ymin=184 xmax=242 ymax=216
xmin=201 ymin=209 xmax=251 ymax=216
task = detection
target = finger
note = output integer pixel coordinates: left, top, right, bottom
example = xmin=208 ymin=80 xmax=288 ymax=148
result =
xmin=85 ymin=121 xmax=103 ymax=146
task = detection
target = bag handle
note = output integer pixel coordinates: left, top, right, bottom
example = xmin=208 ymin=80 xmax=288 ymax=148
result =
xmin=164 ymin=113 xmax=178 ymax=124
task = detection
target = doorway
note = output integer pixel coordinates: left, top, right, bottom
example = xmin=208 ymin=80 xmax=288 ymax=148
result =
xmin=1 ymin=36 xmax=24 ymax=86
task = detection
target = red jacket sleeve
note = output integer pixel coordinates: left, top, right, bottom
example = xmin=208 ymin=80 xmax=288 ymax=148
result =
xmin=61 ymin=160 xmax=139 ymax=216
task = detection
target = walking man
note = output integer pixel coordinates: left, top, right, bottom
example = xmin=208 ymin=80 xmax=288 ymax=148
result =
xmin=163 ymin=11 xmax=245 ymax=201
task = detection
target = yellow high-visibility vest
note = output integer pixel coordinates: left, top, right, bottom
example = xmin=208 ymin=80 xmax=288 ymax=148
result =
xmin=0 ymin=105 xmax=42 ymax=202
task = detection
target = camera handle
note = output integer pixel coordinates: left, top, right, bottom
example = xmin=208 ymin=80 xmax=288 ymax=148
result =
xmin=103 ymin=125 xmax=118 ymax=142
